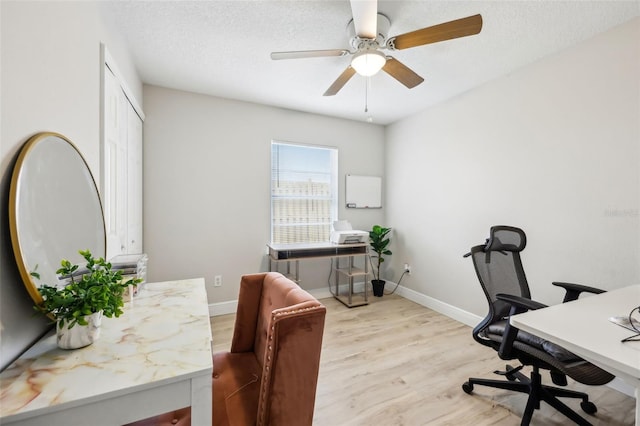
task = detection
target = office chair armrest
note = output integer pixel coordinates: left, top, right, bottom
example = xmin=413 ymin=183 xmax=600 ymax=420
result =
xmin=552 ymin=281 xmax=606 ymax=303
xmin=496 ymin=293 xmax=547 ymax=311
xmin=494 ymin=294 xmax=547 ymax=360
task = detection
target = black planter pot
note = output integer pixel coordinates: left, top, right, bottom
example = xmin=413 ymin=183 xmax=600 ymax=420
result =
xmin=372 ymin=279 xmax=385 ymax=297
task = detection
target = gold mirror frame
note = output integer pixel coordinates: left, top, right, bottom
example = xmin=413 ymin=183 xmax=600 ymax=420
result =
xmin=8 ymin=132 xmax=106 ymax=304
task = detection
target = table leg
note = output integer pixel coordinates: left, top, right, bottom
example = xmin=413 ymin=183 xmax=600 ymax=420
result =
xmin=635 ymin=385 xmax=639 ymax=426
xmin=191 ymin=374 xmax=212 ymax=425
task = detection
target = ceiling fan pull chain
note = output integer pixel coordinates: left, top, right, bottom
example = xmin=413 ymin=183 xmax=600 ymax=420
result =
xmin=364 ymin=76 xmax=369 ymax=113
xmin=365 ymin=77 xmax=374 ymax=123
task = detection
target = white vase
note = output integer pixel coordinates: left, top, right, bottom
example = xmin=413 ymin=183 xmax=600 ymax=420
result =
xmin=56 ymin=311 xmax=103 ymax=349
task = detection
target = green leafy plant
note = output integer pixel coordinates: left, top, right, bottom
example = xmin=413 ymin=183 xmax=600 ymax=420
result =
xmin=369 ymin=225 xmax=392 ymax=282
xmin=35 ymin=249 xmax=141 ymax=329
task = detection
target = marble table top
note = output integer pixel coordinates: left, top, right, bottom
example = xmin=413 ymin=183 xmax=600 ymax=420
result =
xmin=0 ymin=278 xmax=212 ymax=422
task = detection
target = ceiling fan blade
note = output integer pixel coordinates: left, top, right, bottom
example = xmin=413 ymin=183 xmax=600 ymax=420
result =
xmin=382 ymin=57 xmax=424 ymax=89
xmin=388 ymin=14 xmax=483 ymax=50
xmin=323 ymin=67 xmax=357 ymax=96
xmin=350 ymin=0 xmax=378 ymax=39
xmin=271 ymin=49 xmax=349 ymax=60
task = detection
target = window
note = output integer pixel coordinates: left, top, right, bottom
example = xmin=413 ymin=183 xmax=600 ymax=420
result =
xmin=271 ymin=141 xmax=338 ymax=244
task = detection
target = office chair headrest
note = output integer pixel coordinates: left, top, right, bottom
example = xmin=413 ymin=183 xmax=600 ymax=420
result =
xmin=485 ymin=225 xmax=527 ymax=252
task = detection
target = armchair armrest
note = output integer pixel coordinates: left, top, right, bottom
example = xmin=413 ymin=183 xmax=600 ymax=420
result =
xmin=495 ymin=293 xmax=547 ymax=360
xmin=552 ymin=281 xmax=606 ymax=303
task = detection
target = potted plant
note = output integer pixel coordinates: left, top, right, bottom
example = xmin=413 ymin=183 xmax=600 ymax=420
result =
xmin=369 ymin=225 xmax=392 ymax=297
xmin=35 ymin=249 xmax=141 ymax=349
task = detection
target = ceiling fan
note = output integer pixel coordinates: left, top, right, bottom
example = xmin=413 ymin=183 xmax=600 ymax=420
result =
xmin=270 ymin=0 xmax=483 ymax=96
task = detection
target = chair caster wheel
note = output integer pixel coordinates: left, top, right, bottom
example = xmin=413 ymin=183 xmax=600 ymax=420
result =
xmin=462 ymin=382 xmax=474 ymax=394
xmin=581 ymin=401 xmax=597 ymax=415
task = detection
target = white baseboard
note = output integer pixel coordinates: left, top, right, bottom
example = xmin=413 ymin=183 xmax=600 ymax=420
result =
xmin=393 ymin=283 xmax=482 ymax=327
xmin=209 ymin=300 xmax=237 ymax=317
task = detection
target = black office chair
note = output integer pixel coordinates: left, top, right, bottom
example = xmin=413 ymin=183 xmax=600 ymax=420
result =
xmin=462 ymin=226 xmax=614 ymax=426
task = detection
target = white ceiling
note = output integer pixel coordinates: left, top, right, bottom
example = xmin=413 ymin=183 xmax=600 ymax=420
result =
xmin=101 ymin=1 xmax=639 ymax=125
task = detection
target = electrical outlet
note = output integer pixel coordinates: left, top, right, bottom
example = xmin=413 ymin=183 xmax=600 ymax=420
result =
xmin=403 ymin=263 xmax=411 ymax=274
xmin=214 ymin=275 xmax=222 ymax=287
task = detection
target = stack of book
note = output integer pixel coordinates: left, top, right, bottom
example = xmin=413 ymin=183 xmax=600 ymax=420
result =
xmin=110 ymin=253 xmax=148 ymax=299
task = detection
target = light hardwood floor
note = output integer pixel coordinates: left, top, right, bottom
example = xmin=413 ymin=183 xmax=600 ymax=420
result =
xmin=211 ymin=294 xmax=635 ymax=425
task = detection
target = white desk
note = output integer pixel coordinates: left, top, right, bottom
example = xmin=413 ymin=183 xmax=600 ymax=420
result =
xmin=0 ymin=278 xmax=213 ymax=426
xmin=511 ymin=285 xmax=640 ymax=425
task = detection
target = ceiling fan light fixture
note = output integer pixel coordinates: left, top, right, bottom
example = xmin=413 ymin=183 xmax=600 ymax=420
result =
xmin=351 ymin=50 xmax=386 ymax=76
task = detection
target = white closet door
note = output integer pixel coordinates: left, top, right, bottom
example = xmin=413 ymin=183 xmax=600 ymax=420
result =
xmin=104 ymin=66 xmax=128 ymax=259
xmin=103 ymin=61 xmax=143 ymax=259
xmin=127 ymin=104 xmax=143 ymax=254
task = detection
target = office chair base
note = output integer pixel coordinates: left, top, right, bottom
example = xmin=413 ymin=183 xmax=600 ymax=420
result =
xmin=462 ymin=365 xmax=596 ymax=426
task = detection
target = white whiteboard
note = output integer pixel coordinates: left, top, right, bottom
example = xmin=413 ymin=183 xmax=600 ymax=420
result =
xmin=345 ymin=175 xmax=382 ymax=209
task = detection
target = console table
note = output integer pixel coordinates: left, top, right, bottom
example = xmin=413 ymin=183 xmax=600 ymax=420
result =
xmin=267 ymin=242 xmax=369 ymax=307
xmin=0 ymin=278 xmax=213 ymax=426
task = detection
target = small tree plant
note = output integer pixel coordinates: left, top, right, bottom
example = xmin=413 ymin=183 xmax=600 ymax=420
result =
xmin=35 ymin=249 xmax=141 ymax=329
xmin=369 ymin=225 xmax=392 ymax=283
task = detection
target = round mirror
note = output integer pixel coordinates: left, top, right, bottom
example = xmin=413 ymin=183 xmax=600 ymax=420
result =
xmin=9 ymin=132 xmax=106 ymax=304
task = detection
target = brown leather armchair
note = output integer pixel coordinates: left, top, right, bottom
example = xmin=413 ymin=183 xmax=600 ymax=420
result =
xmin=126 ymin=272 xmax=326 ymax=426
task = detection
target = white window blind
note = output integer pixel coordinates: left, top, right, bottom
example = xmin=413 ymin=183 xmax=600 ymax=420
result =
xmin=271 ymin=141 xmax=338 ymax=244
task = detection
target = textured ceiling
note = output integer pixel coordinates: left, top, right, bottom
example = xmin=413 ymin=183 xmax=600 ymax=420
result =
xmin=101 ymin=1 xmax=639 ymax=125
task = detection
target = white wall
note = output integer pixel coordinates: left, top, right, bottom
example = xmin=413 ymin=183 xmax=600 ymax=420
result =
xmin=0 ymin=1 xmax=141 ymax=370
xmin=385 ymin=18 xmax=640 ymax=318
xmin=143 ymin=86 xmax=385 ymax=303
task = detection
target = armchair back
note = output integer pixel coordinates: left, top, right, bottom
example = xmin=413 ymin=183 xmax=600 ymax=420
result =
xmin=224 ymin=272 xmax=326 ymax=425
